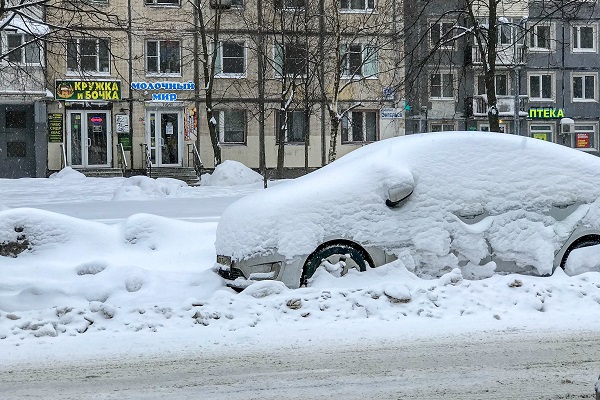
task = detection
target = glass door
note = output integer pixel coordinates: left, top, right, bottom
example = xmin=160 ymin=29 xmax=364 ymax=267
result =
xmin=146 ymin=110 xmax=182 ymax=166
xmin=67 ymin=110 xmax=111 ymax=167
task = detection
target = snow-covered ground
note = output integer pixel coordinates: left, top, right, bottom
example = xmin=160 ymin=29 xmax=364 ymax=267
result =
xmin=1 ymin=162 xmax=600 ymax=369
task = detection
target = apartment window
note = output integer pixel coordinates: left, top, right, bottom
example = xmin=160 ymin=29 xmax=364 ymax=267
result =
xmin=7 ymin=141 xmax=26 ymax=158
xmin=6 ymin=33 xmax=40 ymax=64
xmin=340 ymin=0 xmax=374 ymax=11
xmin=274 ymin=0 xmax=305 ymax=9
xmin=274 ymin=43 xmax=307 ymax=76
xmin=572 ymin=24 xmax=596 ymax=52
xmin=5 ymin=110 xmax=27 ymax=129
xmin=573 ymin=74 xmax=597 ymax=101
xmin=276 ymin=110 xmax=306 ymax=143
xmin=145 ymin=0 xmax=180 ymax=6
xmin=341 ymin=44 xmax=377 ymax=77
xmin=342 ymin=111 xmax=377 ymax=143
xmin=146 ymin=40 xmax=181 ymax=75
xmin=430 ymin=73 xmax=454 ymax=99
xmin=230 ymin=0 xmax=244 ymax=7
xmin=216 ymin=41 xmax=245 ymax=76
xmin=477 ymin=74 xmax=508 ymax=96
xmin=529 ymin=73 xmax=554 ymax=100
xmin=430 ymin=21 xmax=454 ymax=48
xmin=430 ymin=123 xmax=455 ymax=132
xmin=67 ymin=38 xmax=110 ymax=74
xmin=216 ymin=110 xmax=246 ymax=144
xmin=498 ymin=22 xmax=513 ymax=45
xmin=530 ymin=24 xmax=552 ymax=51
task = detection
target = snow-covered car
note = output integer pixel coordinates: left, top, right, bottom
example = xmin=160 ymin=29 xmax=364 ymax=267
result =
xmin=215 ymin=131 xmax=600 ymax=289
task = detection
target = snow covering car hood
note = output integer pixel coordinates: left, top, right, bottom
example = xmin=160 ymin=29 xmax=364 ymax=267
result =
xmin=215 ymin=132 xmax=600 ymax=275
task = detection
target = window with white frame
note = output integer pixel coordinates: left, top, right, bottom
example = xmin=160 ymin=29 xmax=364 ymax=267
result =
xmin=572 ymin=24 xmax=597 ymax=52
xmin=274 ymin=0 xmax=305 ymax=9
xmin=573 ymin=124 xmax=597 ymax=150
xmin=341 ymin=43 xmax=377 ymax=77
xmin=215 ymin=41 xmax=245 ymax=76
xmin=341 ymin=110 xmax=377 ymax=143
xmin=340 ymin=0 xmax=374 ymax=11
xmin=274 ymin=42 xmax=307 ymax=77
xmin=216 ymin=110 xmax=246 ymax=144
xmin=572 ymin=73 xmax=597 ymax=101
xmin=430 ymin=123 xmax=455 ymax=132
xmin=477 ymin=74 xmax=508 ymax=96
xmin=6 ymin=33 xmax=40 ymax=64
xmin=430 ymin=21 xmax=454 ymax=48
xmin=530 ymin=23 xmax=553 ymax=51
xmin=230 ymin=0 xmax=244 ymax=7
xmin=275 ymin=110 xmax=307 ymax=143
xmin=430 ymin=72 xmax=454 ymax=99
xmin=67 ymin=38 xmax=110 ymax=74
xmin=529 ymin=124 xmax=553 ymax=141
xmin=528 ymin=73 xmax=554 ymax=101
xmin=145 ymin=0 xmax=179 ymax=6
xmin=146 ymin=40 xmax=180 ymax=75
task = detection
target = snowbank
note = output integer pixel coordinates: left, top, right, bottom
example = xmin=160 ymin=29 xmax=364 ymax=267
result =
xmin=201 ymin=160 xmax=263 ymax=187
xmin=112 ymin=176 xmax=187 ymax=200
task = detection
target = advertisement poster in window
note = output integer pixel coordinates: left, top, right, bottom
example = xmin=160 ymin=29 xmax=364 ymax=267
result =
xmin=533 ymin=133 xmax=548 ymax=141
xmin=576 ymin=132 xmax=591 ymax=148
xmin=48 ymin=113 xmax=63 ymax=143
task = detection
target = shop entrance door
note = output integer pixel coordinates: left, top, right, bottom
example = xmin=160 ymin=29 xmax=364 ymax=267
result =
xmin=67 ymin=111 xmax=111 ymax=167
xmin=146 ymin=111 xmax=182 ymax=166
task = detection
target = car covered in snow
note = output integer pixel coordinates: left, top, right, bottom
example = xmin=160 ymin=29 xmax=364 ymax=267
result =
xmin=215 ymin=131 xmax=600 ymax=289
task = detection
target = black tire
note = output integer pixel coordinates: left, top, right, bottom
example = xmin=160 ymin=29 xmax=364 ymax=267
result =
xmin=301 ymin=243 xmax=372 ymax=286
xmin=560 ymin=234 xmax=600 ymax=270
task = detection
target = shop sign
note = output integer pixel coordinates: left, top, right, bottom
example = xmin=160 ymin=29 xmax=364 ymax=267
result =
xmin=131 ymin=81 xmax=195 ymax=102
xmin=576 ymin=133 xmax=591 ymax=148
xmin=48 ymin=113 xmax=63 ymax=143
xmin=528 ymin=108 xmax=565 ymax=119
xmin=533 ymin=133 xmax=548 ymax=141
xmin=55 ymin=80 xmax=121 ymax=101
xmin=381 ymin=108 xmax=403 ymax=119
xmin=116 ymin=114 xmax=129 ymax=134
xmin=90 ymin=116 xmax=103 ymax=124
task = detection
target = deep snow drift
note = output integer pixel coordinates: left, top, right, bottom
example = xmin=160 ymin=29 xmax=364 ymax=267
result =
xmin=1 ymin=160 xmax=600 ymax=364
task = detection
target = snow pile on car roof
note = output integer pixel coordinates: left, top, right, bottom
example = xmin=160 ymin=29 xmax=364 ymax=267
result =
xmin=201 ymin=160 xmax=263 ymax=187
xmin=216 ymin=132 xmax=600 ymax=277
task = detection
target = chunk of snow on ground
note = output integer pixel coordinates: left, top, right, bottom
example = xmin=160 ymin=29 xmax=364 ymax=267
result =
xmin=112 ymin=176 xmax=187 ymax=200
xmin=49 ymin=167 xmax=87 ymax=180
xmin=201 ymin=160 xmax=263 ymax=186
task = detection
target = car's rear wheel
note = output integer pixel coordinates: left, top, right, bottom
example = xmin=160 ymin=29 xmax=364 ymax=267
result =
xmin=301 ymin=242 xmax=372 ymax=286
xmin=560 ymin=234 xmax=600 ymax=270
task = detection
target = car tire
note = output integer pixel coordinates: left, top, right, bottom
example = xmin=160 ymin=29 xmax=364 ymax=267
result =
xmin=301 ymin=243 xmax=372 ymax=286
xmin=560 ymin=234 xmax=600 ymax=270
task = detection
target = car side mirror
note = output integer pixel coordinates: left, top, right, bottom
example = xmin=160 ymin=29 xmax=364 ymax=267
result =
xmin=386 ymin=182 xmax=414 ymax=208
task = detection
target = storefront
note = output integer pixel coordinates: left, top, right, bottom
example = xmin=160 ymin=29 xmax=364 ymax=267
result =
xmin=53 ymin=80 xmax=122 ymax=169
xmin=527 ymin=107 xmax=598 ymax=153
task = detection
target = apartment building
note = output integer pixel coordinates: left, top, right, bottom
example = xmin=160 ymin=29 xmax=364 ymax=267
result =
xmin=41 ymin=0 xmax=404 ymax=177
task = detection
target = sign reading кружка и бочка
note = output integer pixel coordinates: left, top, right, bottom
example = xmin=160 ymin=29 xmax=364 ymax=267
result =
xmin=55 ymin=80 xmax=121 ymax=101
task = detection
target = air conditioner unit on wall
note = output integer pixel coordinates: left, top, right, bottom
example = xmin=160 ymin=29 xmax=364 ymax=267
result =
xmin=210 ymin=0 xmax=232 ymax=9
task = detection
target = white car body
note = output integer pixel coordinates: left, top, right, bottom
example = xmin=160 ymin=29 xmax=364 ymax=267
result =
xmin=216 ymin=131 xmax=600 ymax=289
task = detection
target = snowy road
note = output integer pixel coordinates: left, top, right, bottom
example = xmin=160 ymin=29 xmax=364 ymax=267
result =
xmin=2 ymin=330 xmax=599 ymax=400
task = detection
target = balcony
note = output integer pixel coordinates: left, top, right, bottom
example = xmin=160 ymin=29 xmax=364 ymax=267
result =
xmin=470 ymin=94 xmax=528 ymax=117
xmin=471 ymin=44 xmax=525 ymax=66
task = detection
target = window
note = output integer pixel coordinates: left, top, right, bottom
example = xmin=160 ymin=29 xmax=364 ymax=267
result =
xmin=6 ymin=33 xmax=40 ymax=64
xmin=430 ymin=73 xmax=454 ymax=99
xmin=216 ymin=41 xmax=245 ymax=76
xmin=230 ymin=0 xmax=244 ymax=7
xmin=530 ymin=124 xmax=553 ymax=141
xmin=477 ymin=74 xmax=508 ymax=96
xmin=274 ymin=43 xmax=307 ymax=76
xmin=146 ymin=40 xmax=181 ymax=75
xmin=275 ymin=110 xmax=306 ymax=143
xmin=216 ymin=110 xmax=246 ymax=144
xmin=340 ymin=0 xmax=374 ymax=11
xmin=430 ymin=21 xmax=454 ymax=48
xmin=530 ymin=24 xmax=552 ymax=51
xmin=572 ymin=73 xmax=597 ymax=101
xmin=529 ymin=73 xmax=554 ymax=101
xmin=7 ymin=141 xmax=26 ymax=158
xmin=572 ymin=24 xmax=596 ymax=52
xmin=430 ymin=123 xmax=455 ymax=132
xmin=341 ymin=111 xmax=377 ymax=143
xmin=5 ymin=110 xmax=27 ymax=129
xmin=341 ymin=44 xmax=377 ymax=77
xmin=67 ymin=38 xmax=110 ymax=74
xmin=498 ymin=22 xmax=513 ymax=45
xmin=145 ymin=0 xmax=180 ymax=6
xmin=274 ymin=0 xmax=305 ymax=9
xmin=573 ymin=125 xmax=597 ymax=150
